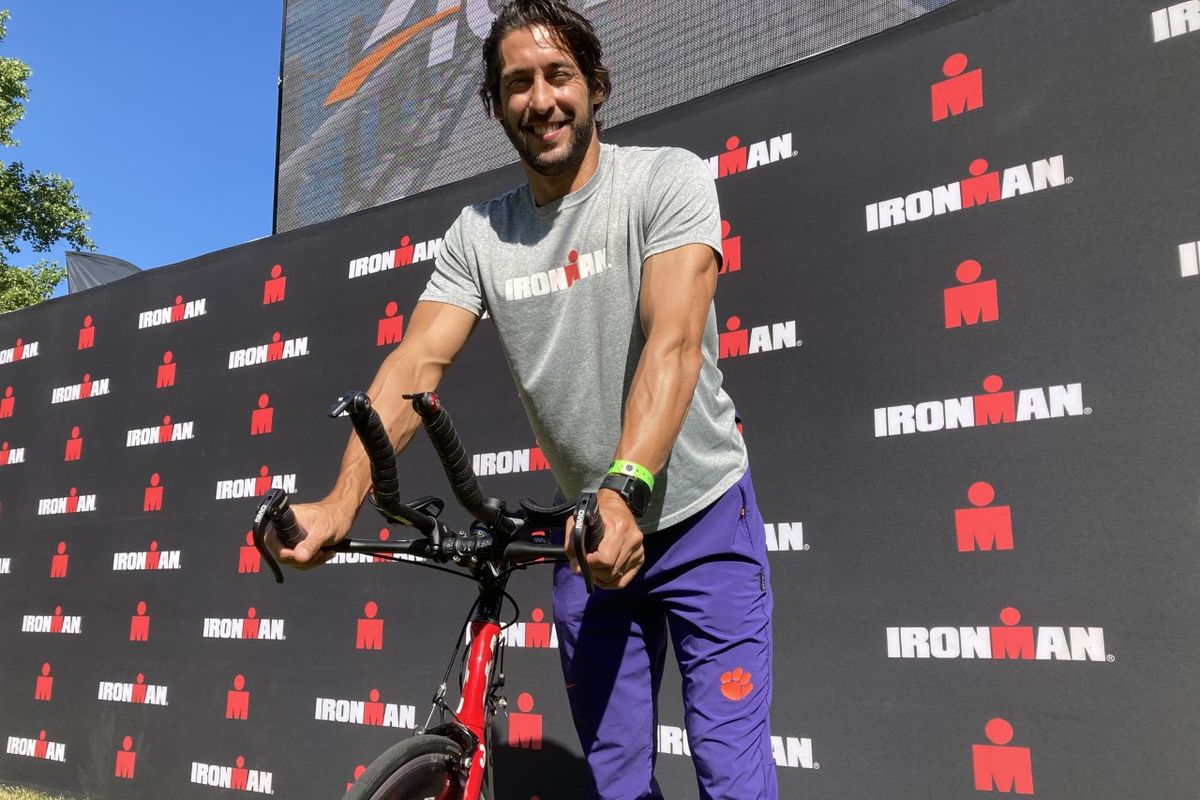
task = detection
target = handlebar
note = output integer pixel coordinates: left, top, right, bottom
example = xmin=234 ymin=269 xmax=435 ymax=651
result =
xmin=251 ymin=390 xmax=605 ymax=587
xmin=405 ymin=392 xmax=510 ymax=534
xmin=326 ymin=392 xmax=403 ymax=520
xmin=251 ymin=486 xmax=569 ymax=584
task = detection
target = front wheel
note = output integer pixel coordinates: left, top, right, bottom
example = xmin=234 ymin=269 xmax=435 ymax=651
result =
xmin=344 ymin=734 xmax=470 ymax=800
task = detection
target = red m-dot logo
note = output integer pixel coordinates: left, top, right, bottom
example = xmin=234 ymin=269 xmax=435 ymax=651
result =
xmin=157 ymin=351 xmax=176 ymax=388
xmin=226 ymin=674 xmax=250 ymax=720
xmin=64 ymin=426 xmax=83 ymax=461
xmin=34 ymin=662 xmax=53 ymax=701
xmin=377 ymin=302 xmax=404 ymax=346
xmin=78 ymin=315 xmax=95 ymax=350
xmin=944 ymin=259 xmax=998 ymax=328
xmin=508 ymin=692 xmax=542 ymax=750
xmin=263 ymin=263 xmax=286 ymax=304
xmin=239 ymin=531 xmax=262 ymax=573
xmin=955 ymin=482 xmax=1013 ymax=552
xmin=932 ymin=53 xmax=983 ymax=121
xmin=356 ymin=601 xmax=383 ymax=650
xmin=251 ymin=394 xmax=273 ymax=435
xmin=115 ymin=736 xmax=136 ymax=779
xmin=973 ymin=717 xmax=1033 ymax=794
xmin=144 ymin=473 xmax=164 ymax=512
xmin=130 ymin=601 xmax=150 ymax=641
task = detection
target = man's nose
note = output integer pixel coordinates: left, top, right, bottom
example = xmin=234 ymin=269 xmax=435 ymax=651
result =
xmin=528 ymin=75 xmax=554 ymax=116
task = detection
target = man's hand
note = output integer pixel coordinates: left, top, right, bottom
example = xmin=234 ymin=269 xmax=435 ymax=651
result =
xmin=267 ymin=500 xmax=355 ymax=571
xmin=565 ymin=490 xmax=645 ymax=589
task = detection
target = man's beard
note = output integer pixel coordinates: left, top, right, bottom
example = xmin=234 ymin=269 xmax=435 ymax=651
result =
xmin=502 ymin=106 xmax=595 ymax=177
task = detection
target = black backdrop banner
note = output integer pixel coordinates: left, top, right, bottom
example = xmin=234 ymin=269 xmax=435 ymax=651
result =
xmin=2 ymin=0 xmax=1199 ymax=797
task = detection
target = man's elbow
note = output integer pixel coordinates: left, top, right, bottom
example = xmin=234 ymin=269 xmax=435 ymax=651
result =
xmin=380 ymin=342 xmax=448 ymax=391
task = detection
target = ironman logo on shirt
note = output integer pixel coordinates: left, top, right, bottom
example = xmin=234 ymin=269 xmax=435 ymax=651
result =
xmin=503 ymin=246 xmax=608 ymax=302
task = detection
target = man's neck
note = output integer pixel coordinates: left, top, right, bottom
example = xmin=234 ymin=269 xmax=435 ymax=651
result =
xmin=525 ymin=137 xmax=602 ymax=207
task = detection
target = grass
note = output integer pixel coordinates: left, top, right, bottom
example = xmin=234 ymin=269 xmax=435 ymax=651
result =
xmin=0 ymin=786 xmax=82 ymax=800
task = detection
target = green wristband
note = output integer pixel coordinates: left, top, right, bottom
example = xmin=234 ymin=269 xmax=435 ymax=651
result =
xmin=608 ymin=460 xmax=655 ymax=492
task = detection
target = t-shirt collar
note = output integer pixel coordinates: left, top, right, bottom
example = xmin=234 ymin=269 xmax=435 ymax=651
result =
xmin=527 ymin=143 xmax=611 ymax=218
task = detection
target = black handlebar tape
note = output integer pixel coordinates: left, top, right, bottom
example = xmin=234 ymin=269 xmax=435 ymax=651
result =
xmin=406 ymin=392 xmax=498 ymax=526
xmin=333 ymin=392 xmax=404 ymax=519
xmin=273 ymin=503 xmax=303 ymax=548
xmin=329 ymin=392 xmax=441 ymax=538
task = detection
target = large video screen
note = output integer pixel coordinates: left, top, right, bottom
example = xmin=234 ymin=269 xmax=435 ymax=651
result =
xmin=275 ymin=0 xmax=954 ymax=232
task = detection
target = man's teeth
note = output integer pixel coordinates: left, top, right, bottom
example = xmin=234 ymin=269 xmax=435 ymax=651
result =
xmin=531 ymin=122 xmax=565 ymax=134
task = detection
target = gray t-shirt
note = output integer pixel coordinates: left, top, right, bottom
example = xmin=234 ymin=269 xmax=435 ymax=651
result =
xmin=421 ymin=143 xmax=747 ymax=531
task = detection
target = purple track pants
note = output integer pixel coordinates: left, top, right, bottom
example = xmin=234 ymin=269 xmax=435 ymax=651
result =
xmin=552 ymin=470 xmax=776 ymax=800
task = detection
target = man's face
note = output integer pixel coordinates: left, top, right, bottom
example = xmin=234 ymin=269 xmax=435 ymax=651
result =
xmin=495 ymin=25 xmax=601 ymax=177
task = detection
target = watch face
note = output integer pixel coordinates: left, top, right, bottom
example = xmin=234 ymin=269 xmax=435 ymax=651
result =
xmin=604 ymin=473 xmax=650 ymax=517
xmin=629 ymin=482 xmax=651 ymax=516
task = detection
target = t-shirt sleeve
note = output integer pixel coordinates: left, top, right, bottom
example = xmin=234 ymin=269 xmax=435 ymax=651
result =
xmin=420 ymin=209 xmax=486 ymax=316
xmin=641 ymin=148 xmax=723 ymax=266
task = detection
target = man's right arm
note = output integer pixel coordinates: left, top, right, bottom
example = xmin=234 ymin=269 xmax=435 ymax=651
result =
xmin=275 ymin=300 xmax=479 ymax=567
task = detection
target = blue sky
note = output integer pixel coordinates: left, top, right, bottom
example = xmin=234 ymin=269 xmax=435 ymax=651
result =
xmin=3 ymin=2 xmax=284 ymax=296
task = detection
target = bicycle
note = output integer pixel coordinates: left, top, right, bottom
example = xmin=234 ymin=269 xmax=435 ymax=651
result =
xmin=251 ymin=390 xmax=605 ymax=800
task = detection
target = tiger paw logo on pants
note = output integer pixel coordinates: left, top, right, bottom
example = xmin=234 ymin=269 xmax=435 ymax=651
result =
xmin=720 ymin=667 xmax=753 ymax=701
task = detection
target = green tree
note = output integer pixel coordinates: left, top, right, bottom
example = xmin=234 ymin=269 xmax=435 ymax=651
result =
xmin=0 ymin=9 xmax=93 ymax=313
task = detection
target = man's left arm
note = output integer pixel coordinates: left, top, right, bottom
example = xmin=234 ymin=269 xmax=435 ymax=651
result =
xmin=577 ymin=242 xmax=718 ymax=588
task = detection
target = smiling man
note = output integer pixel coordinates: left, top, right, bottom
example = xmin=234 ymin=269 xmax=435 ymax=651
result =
xmin=278 ymin=1 xmax=775 ymax=797
xmin=491 ymin=24 xmax=601 ymax=188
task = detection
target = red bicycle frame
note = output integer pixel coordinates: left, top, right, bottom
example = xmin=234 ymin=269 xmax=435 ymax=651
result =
xmin=458 ymin=619 xmax=501 ymax=798
xmin=411 ymin=566 xmax=525 ymax=800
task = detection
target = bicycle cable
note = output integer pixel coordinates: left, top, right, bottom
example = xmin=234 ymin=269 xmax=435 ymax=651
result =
xmin=366 ymin=500 xmax=539 ymax=738
xmin=419 ymin=593 xmax=480 ymax=734
xmin=366 ymin=551 xmax=483 ymax=584
xmin=366 ymin=494 xmax=534 ymax=627
xmin=362 ymin=554 xmax=524 ymax=628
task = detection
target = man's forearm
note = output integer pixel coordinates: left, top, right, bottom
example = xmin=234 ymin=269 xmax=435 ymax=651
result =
xmin=317 ymin=300 xmax=477 ymax=522
xmin=611 ymin=244 xmax=717 ymax=483
xmin=611 ymin=336 xmax=703 ymax=477
xmin=321 ymin=347 xmax=440 ymax=520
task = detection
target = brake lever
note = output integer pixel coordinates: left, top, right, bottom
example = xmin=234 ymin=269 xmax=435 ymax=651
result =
xmin=572 ymin=492 xmax=605 ymax=593
xmin=253 ymin=488 xmax=354 ymax=583
xmin=252 ymin=488 xmax=298 ymax=584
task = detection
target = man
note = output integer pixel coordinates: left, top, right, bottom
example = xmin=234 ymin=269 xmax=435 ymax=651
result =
xmin=273 ymin=1 xmax=775 ymax=797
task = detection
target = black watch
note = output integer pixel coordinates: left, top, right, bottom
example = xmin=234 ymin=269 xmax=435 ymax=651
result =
xmin=599 ymin=472 xmax=652 ymax=518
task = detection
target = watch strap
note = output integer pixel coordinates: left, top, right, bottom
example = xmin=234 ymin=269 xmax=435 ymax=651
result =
xmin=599 ymin=472 xmax=652 ymax=518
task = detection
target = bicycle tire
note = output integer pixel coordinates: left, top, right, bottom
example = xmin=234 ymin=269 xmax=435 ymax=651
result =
xmin=344 ymin=734 xmax=473 ymax=800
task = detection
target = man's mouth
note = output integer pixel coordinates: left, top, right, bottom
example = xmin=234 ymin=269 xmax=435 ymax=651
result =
xmin=525 ymin=120 xmax=569 ymax=141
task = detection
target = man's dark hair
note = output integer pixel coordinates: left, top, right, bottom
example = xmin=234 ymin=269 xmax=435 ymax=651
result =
xmin=479 ymin=0 xmax=612 ymax=125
